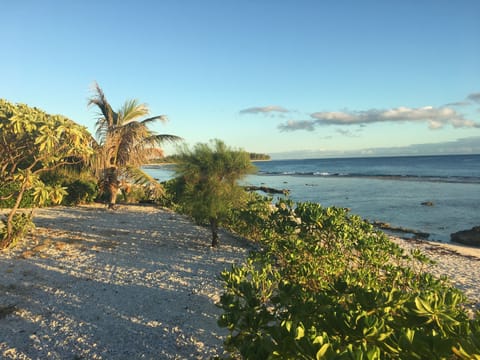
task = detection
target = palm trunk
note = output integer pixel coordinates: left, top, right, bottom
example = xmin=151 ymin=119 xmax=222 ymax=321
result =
xmin=210 ymin=217 xmax=219 ymax=247
xmin=105 ymin=166 xmax=119 ymax=209
xmin=108 ymin=183 xmax=118 ymax=209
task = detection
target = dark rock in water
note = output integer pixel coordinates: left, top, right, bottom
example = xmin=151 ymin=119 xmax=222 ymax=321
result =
xmin=244 ymin=185 xmax=290 ymax=195
xmin=421 ymin=201 xmax=434 ymax=206
xmin=371 ymin=221 xmax=429 ymax=239
xmin=451 ymin=226 xmax=480 ymax=247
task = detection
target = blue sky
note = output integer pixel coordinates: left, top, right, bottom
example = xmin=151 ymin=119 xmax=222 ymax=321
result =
xmin=2 ymin=0 xmax=480 ymax=158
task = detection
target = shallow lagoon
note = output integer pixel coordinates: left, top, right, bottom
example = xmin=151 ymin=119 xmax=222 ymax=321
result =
xmin=243 ymin=173 xmax=480 ymax=242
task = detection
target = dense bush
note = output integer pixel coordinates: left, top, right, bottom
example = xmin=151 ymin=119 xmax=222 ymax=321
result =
xmin=218 ymin=199 xmax=480 ymax=359
xmin=1 ymin=176 xmax=97 ymax=208
xmin=40 ymin=169 xmax=98 ymax=206
xmin=225 ymin=192 xmax=274 ymax=242
xmin=118 ymin=184 xmax=147 ymax=204
xmin=0 ymin=212 xmax=35 ymax=249
xmin=0 ymin=183 xmax=35 ymax=208
xmin=156 ymin=178 xmax=186 ymax=210
xmin=62 ymin=179 xmax=98 ymax=205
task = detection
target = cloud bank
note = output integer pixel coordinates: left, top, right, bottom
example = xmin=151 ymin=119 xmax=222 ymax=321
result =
xmin=242 ymin=92 xmax=480 ymax=134
xmin=467 ymin=92 xmax=480 ymax=103
xmin=279 ymin=106 xmax=479 ymax=132
xmin=270 ymin=136 xmax=480 ymax=160
xmin=239 ymin=105 xmax=289 ymax=115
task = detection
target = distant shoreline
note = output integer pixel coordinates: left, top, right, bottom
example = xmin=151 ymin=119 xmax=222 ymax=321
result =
xmin=142 ymin=162 xmax=175 ymax=167
xmin=268 ymin=153 xmax=480 ymax=162
xmin=142 ymin=158 xmax=272 ymax=167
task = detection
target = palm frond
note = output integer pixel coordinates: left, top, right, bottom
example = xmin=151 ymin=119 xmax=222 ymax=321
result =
xmin=118 ymin=99 xmax=150 ymax=125
xmin=144 ymin=147 xmax=164 ymax=160
xmin=89 ymin=84 xmax=181 ymax=197
xmin=150 ymin=134 xmax=183 ymax=144
xmin=88 ymin=82 xmax=118 ymax=141
xmin=88 ymin=82 xmax=115 ymax=121
xmin=141 ymin=115 xmax=168 ymax=125
xmin=123 ymin=166 xmax=155 ymax=185
xmin=122 ymin=166 xmax=165 ymax=197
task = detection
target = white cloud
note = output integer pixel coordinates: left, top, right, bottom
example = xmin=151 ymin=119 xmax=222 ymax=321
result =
xmin=279 ymin=105 xmax=479 ymax=131
xmin=239 ymin=105 xmax=289 ymax=115
xmin=450 ymin=118 xmax=480 ymax=128
xmin=428 ymin=120 xmax=444 ymax=130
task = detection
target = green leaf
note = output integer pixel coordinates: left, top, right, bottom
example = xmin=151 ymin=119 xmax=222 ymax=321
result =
xmin=414 ymin=296 xmax=433 ymax=314
xmin=295 ymin=324 xmax=305 ymax=340
xmin=316 ymin=343 xmax=330 ymax=359
xmin=282 ymin=320 xmax=292 ymax=332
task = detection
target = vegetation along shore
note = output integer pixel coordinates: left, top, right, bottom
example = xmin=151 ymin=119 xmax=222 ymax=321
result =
xmin=1 ymin=93 xmax=480 ymax=359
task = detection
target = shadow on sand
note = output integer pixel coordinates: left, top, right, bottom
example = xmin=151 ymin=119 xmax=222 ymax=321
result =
xmin=0 ymin=204 xmax=252 ymax=359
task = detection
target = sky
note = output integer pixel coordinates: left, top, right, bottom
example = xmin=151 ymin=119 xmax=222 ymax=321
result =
xmin=2 ymin=0 xmax=480 ymax=159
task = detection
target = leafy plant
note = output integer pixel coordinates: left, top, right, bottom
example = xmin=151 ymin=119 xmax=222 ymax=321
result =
xmin=156 ymin=178 xmax=185 ymax=210
xmin=0 ymin=99 xmax=93 ymax=248
xmin=218 ymin=200 xmax=479 ymax=359
xmin=0 ymin=212 xmax=35 ymax=249
xmin=62 ymin=179 xmax=98 ymax=205
xmin=225 ymin=192 xmax=274 ymax=242
xmin=0 ymin=182 xmax=36 ymax=208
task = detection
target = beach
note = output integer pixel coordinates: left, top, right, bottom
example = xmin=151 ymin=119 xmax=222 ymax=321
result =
xmin=0 ymin=205 xmax=253 ymax=359
xmin=0 ymin=204 xmax=479 ymax=359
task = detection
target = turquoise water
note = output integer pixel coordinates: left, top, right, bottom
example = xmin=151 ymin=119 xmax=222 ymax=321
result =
xmin=143 ymin=155 xmax=480 ymax=242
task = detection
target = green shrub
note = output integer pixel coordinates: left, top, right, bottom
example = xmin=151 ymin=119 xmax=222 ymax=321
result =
xmin=39 ymin=170 xmax=66 ymax=187
xmin=225 ymin=192 xmax=273 ymax=242
xmin=156 ymin=178 xmax=186 ymax=210
xmin=118 ymin=184 xmax=146 ymax=204
xmin=62 ymin=179 xmax=98 ymax=205
xmin=0 ymin=182 xmax=35 ymax=208
xmin=39 ymin=169 xmax=98 ymax=206
xmin=218 ymin=200 xmax=480 ymax=359
xmin=0 ymin=212 xmax=35 ymax=248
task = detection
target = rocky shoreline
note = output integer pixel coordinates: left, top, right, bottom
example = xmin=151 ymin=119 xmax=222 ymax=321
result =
xmin=372 ymin=220 xmax=480 ymax=248
xmin=451 ymin=226 xmax=480 ymax=247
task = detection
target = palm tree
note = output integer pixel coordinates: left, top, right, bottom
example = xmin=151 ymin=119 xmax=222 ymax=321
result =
xmin=88 ymin=82 xmax=181 ymax=208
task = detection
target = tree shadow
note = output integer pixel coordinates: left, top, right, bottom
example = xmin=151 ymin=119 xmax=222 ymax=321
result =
xmin=0 ymin=205 xmax=252 ymax=359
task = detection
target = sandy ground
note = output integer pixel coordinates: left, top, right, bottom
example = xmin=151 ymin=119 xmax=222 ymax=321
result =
xmin=0 ymin=205 xmax=253 ymax=359
xmin=0 ymin=204 xmax=479 ymax=359
xmin=389 ymin=237 xmax=480 ymax=310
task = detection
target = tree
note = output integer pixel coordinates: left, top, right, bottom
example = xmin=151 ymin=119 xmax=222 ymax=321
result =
xmin=0 ymin=99 xmax=93 ymax=249
xmin=174 ymin=140 xmax=256 ymax=247
xmin=88 ymin=83 xmax=181 ymax=208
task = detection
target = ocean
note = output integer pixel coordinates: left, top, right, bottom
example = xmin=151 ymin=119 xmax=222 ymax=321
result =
xmin=143 ymin=154 xmax=480 ymax=242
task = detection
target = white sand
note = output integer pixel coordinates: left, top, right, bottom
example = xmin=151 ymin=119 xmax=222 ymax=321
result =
xmin=0 ymin=205 xmax=253 ymax=359
xmin=390 ymin=236 xmax=480 ymax=309
xmin=0 ymin=205 xmax=479 ymax=359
